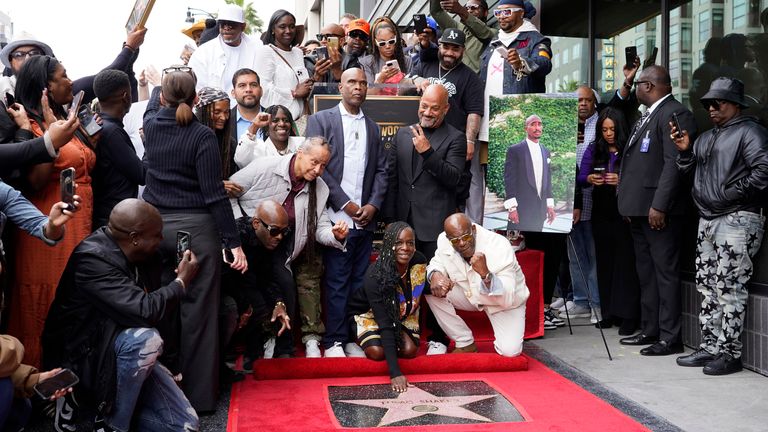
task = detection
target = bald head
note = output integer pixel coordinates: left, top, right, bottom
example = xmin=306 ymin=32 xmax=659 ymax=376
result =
xmin=418 ymin=84 xmax=450 ymax=128
xmin=108 ymin=199 xmax=163 ymax=263
xmin=320 ymin=23 xmax=345 ymax=40
xmin=253 ymin=199 xmax=290 ymax=250
xmin=255 ymin=200 xmax=289 ymax=226
xmin=339 ymin=67 xmax=368 ymax=111
xmin=443 ymin=213 xmax=476 ymax=258
xmin=109 ymin=199 xmax=161 ymax=234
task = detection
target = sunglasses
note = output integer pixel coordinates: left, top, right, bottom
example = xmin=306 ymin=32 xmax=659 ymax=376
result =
xmin=448 ymin=233 xmax=473 ymax=246
xmin=376 ymin=38 xmax=398 ymax=47
xmin=493 ymin=7 xmax=523 ymax=18
xmin=703 ymin=99 xmax=729 ymax=110
xmin=10 ymin=49 xmax=43 ymax=59
xmin=316 ymin=33 xmax=343 ymax=41
xmin=259 ymin=219 xmax=291 ymax=237
xmin=466 ymin=4 xmax=483 ymax=11
xmin=348 ymin=30 xmax=369 ymax=41
xmin=219 ymin=20 xmax=241 ymax=29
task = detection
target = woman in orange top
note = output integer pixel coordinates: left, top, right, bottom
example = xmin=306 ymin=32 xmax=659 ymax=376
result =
xmin=8 ymin=56 xmax=95 ymax=367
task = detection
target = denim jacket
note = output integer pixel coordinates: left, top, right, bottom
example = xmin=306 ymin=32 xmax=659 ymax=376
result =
xmin=0 ymin=180 xmax=57 ymax=253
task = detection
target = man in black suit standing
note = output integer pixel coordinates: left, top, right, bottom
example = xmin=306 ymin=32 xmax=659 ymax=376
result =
xmin=386 ymin=84 xmax=467 ymax=260
xmin=385 ymin=83 xmax=466 ymax=356
xmin=504 ymin=115 xmax=555 ymax=232
xmin=305 ymin=68 xmax=388 ymax=357
xmin=618 ymin=65 xmax=697 ymax=356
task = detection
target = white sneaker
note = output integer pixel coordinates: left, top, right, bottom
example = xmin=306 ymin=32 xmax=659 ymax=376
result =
xmin=344 ymin=342 xmax=366 ymax=358
xmin=590 ymin=307 xmax=603 ymax=324
xmin=324 ymin=341 xmax=346 ymax=358
xmin=426 ymin=341 xmax=448 ymax=355
xmin=559 ymin=303 xmax=592 ymax=319
xmin=263 ymin=337 xmax=275 ymax=359
xmin=305 ymin=340 xmax=321 ymax=358
xmin=550 ymin=297 xmax=566 ymax=310
xmin=557 ymin=300 xmax=575 ymax=313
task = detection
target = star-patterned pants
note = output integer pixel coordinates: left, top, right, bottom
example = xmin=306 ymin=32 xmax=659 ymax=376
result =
xmin=695 ymin=211 xmax=765 ymax=358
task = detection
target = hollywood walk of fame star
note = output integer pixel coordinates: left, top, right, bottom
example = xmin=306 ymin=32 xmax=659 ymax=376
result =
xmin=337 ymin=385 xmax=497 ymax=426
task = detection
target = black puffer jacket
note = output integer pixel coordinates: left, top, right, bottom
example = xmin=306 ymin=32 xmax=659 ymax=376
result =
xmin=41 ymin=228 xmax=184 ymax=414
xmin=677 ymin=115 xmax=768 ymax=219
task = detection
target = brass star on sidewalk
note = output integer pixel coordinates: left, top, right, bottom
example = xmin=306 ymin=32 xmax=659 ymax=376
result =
xmin=337 ymin=385 xmax=496 ymax=426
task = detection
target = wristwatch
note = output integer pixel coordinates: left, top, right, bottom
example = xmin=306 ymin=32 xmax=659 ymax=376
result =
xmin=482 ymin=272 xmax=492 ymax=284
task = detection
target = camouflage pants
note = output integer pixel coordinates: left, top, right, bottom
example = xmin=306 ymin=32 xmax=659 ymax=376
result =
xmin=294 ymin=249 xmax=325 ymax=343
xmin=695 ymin=211 xmax=764 ymax=358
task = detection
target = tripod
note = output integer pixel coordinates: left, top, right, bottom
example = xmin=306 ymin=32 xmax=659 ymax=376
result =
xmin=561 ymin=233 xmax=613 ymax=360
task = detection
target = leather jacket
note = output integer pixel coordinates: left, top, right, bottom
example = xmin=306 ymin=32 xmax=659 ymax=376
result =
xmin=677 ymin=115 xmax=768 ymax=219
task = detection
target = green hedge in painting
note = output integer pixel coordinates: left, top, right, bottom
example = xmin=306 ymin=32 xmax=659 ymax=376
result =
xmin=487 ymin=95 xmax=578 ymax=206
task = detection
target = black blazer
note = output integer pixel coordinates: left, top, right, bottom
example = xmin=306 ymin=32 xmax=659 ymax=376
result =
xmin=618 ymin=95 xmax=696 ymax=217
xmin=504 ymin=139 xmax=553 ymax=231
xmin=384 ymin=122 xmax=466 ymax=241
xmin=305 ymin=106 xmax=388 ymax=231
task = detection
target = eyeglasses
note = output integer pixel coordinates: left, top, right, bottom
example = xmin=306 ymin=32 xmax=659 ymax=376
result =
xmin=493 ymin=7 xmax=523 ymax=18
xmin=163 ymin=66 xmax=193 ymax=76
xmin=316 ymin=33 xmax=343 ymax=40
xmin=634 ymin=80 xmax=654 ymax=87
xmin=376 ymin=38 xmax=398 ymax=47
xmin=348 ymin=30 xmax=369 ymax=41
xmin=447 ymin=233 xmax=473 ymax=246
xmin=258 ymin=219 xmax=291 ymax=237
xmin=10 ymin=49 xmax=43 ymax=60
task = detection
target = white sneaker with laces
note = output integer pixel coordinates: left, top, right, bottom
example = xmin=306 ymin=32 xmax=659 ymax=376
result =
xmin=550 ymin=297 xmax=566 ymax=310
xmin=559 ymin=303 xmax=591 ymax=318
xmin=305 ymin=340 xmax=321 ymax=358
xmin=344 ymin=342 xmax=366 ymax=358
xmin=324 ymin=341 xmax=346 ymax=358
xmin=558 ymin=300 xmax=575 ymax=313
xmin=263 ymin=337 xmax=276 ymax=359
xmin=426 ymin=341 xmax=448 ymax=355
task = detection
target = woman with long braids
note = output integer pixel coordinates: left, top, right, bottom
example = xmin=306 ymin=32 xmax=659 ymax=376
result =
xmin=347 ymin=222 xmax=428 ymax=393
xmin=195 ymin=86 xmax=242 ymax=197
xmin=577 ymin=107 xmax=640 ymax=335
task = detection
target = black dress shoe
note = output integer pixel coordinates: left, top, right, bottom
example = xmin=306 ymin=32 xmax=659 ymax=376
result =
xmin=676 ymin=348 xmax=716 ymax=367
xmin=619 ymin=333 xmax=658 ymax=346
xmin=618 ymin=319 xmax=638 ymax=336
xmin=703 ymin=353 xmax=742 ymax=376
xmin=640 ymin=340 xmax=684 ymax=356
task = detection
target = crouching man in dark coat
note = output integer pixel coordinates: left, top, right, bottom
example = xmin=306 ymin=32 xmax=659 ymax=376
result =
xmin=42 ymin=199 xmax=200 ymax=431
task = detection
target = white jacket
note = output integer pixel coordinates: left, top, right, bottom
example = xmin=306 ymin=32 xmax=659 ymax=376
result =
xmin=234 ymin=135 xmax=304 ymax=169
xmin=229 ymin=154 xmax=344 ymax=269
xmin=187 ymin=34 xmax=262 ymax=100
xmin=428 ymin=224 xmax=529 ymax=314
xmin=254 ymin=45 xmax=308 ymax=120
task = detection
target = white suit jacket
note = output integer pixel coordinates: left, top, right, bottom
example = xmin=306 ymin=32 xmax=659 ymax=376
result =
xmin=428 ymin=224 xmax=529 ymax=314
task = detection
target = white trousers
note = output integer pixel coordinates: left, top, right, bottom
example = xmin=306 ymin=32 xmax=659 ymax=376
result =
xmin=426 ymin=289 xmax=525 ymax=356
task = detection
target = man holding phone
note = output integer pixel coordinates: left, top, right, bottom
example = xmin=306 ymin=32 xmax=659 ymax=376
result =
xmin=430 ymin=0 xmax=497 ymax=73
xmin=674 ymin=77 xmax=768 ymax=375
xmin=42 ymin=199 xmax=200 ymax=431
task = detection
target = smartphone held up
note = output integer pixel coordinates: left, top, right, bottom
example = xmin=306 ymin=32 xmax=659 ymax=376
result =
xmin=60 ymin=167 xmax=76 ymax=211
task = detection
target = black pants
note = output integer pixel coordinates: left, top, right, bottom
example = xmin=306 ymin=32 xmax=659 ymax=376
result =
xmin=592 ymin=216 xmax=640 ymax=320
xmin=524 ymin=232 xmax=567 ymax=304
xmin=629 ymin=217 xmax=682 ymax=343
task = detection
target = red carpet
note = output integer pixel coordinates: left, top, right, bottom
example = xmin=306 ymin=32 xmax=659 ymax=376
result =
xmin=228 ymin=356 xmax=649 ymax=431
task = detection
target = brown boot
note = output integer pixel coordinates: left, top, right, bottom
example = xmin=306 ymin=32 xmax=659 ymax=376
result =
xmin=452 ymin=342 xmax=478 ymax=353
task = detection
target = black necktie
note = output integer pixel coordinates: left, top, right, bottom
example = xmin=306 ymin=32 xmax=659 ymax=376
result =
xmin=628 ymin=109 xmax=651 ymax=146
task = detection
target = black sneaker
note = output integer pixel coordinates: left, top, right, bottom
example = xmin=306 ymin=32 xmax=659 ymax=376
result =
xmin=54 ymin=391 xmax=78 ymax=432
xmin=703 ymin=353 xmax=743 ymax=376
xmin=676 ymin=348 xmax=717 ymax=367
xmin=544 ymin=308 xmax=565 ymax=327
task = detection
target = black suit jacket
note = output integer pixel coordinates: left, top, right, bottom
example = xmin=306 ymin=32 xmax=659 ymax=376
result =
xmin=618 ymin=95 xmax=696 ymax=217
xmin=305 ymin=106 xmax=388 ymax=231
xmin=384 ymin=122 xmax=466 ymax=241
xmin=504 ymin=139 xmax=553 ymax=231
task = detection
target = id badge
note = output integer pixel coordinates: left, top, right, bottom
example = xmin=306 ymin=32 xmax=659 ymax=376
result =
xmin=640 ymin=131 xmax=651 ymax=153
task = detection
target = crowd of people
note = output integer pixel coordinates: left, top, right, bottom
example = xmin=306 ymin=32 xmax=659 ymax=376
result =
xmin=0 ymin=0 xmax=766 ymax=430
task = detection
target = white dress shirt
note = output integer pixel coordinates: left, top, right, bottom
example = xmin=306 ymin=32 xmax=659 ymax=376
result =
xmin=504 ymin=139 xmax=554 ymax=210
xmin=327 ymin=103 xmax=368 ymax=229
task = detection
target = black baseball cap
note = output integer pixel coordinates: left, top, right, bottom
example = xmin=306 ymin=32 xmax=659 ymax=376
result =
xmin=438 ymin=28 xmax=465 ymax=47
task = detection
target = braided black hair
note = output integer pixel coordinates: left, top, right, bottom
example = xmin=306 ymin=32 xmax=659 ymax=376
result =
xmin=371 ymin=221 xmax=413 ymax=348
